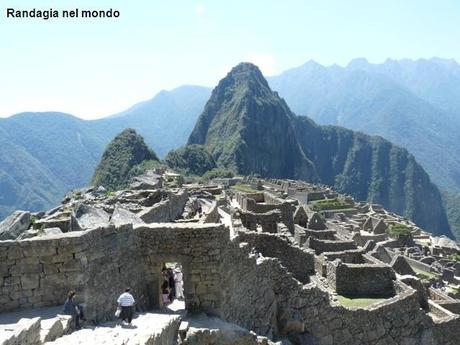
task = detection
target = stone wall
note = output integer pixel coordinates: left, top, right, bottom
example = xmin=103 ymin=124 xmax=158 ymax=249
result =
xmin=220 ymin=237 xmax=460 ymax=344
xmin=327 ymin=260 xmax=396 ymax=297
xmin=0 ymin=222 xmax=228 ymax=322
xmin=294 ymin=225 xmax=336 ymax=246
xmin=236 ymin=231 xmax=314 ymax=283
xmin=305 ymin=236 xmax=357 ymax=255
xmin=239 ymin=210 xmax=281 ymax=233
xmin=137 ymin=223 xmax=227 ymax=315
xmin=236 ymin=192 xmax=295 ymax=233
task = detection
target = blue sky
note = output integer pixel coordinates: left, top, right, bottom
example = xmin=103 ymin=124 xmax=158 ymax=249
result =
xmin=1 ymin=0 xmax=459 ymax=119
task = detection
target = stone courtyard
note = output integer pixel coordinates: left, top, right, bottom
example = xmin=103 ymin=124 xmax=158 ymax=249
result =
xmin=0 ymin=170 xmax=459 ymax=344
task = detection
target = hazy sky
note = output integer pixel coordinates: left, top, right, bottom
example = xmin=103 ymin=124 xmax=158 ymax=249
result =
xmin=1 ymin=0 xmax=459 ymax=119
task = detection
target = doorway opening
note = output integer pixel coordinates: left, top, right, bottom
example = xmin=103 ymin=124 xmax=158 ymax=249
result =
xmin=160 ymin=262 xmax=185 ymax=312
xmin=145 ymin=258 xmax=189 ymax=314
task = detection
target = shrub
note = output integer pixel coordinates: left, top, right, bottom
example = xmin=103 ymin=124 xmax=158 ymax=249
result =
xmin=201 ymin=168 xmax=234 ymax=181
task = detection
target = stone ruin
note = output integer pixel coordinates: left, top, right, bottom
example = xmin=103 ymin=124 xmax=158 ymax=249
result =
xmin=0 ymin=172 xmax=459 ymax=345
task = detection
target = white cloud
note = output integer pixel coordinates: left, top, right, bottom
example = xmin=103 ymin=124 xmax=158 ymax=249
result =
xmin=246 ymin=53 xmax=276 ymax=75
xmin=195 ymin=4 xmax=205 ymax=16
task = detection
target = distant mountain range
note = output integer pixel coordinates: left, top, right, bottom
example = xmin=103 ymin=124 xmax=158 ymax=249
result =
xmin=0 ymin=86 xmax=209 ymax=220
xmin=268 ymin=58 xmax=460 ymax=193
xmin=0 ymin=58 xmax=459 ymax=237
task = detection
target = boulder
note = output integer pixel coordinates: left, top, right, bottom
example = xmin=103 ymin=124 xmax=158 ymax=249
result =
xmin=130 ymin=171 xmax=162 ymax=190
xmin=42 ymin=227 xmax=63 ymax=237
xmin=110 ymin=205 xmax=144 ymax=227
xmin=17 ymin=229 xmax=39 ymax=240
xmin=180 ymin=315 xmax=272 ymax=345
xmin=0 ymin=211 xmax=31 ymax=240
xmin=35 ymin=211 xmax=71 ymax=233
xmin=71 ymin=204 xmax=110 ymax=231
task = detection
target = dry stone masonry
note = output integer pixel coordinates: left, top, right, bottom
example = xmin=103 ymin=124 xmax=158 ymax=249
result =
xmin=1 ymin=171 xmax=460 ymax=344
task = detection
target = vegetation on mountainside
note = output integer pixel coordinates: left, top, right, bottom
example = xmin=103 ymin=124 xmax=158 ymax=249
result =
xmin=442 ymin=191 xmax=460 ymax=239
xmin=268 ymin=58 xmax=460 ymax=194
xmin=164 ymin=145 xmax=216 ymax=176
xmin=294 ymin=117 xmax=452 ymax=237
xmin=386 ymin=224 xmax=413 ymax=239
xmin=91 ymin=129 xmax=158 ymax=191
xmin=311 ymin=198 xmax=350 ymax=211
xmin=0 ymin=87 xmax=209 ymax=221
xmin=188 ymin=62 xmax=319 ymax=182
xmin=201 ymin=168 xmax=234 ymax=181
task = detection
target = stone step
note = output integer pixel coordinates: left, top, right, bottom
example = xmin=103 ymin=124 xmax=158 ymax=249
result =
xmin=39 ymin=315 xmax=73 ymax=344
xmin=44 ymin=312 xmax=181 ymax=345
xmin=0 ymin=317 xmax=41 ymax=345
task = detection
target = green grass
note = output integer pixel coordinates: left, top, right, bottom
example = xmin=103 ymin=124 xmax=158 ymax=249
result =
xmin=387 ymin=224 xmax=412 ymax=238
xmin=411 ymin=266 xmax=437 ymax=280
xmin=311 ymin=198 xmax=350 ymax=211
xmin=231 ymin=184 xmax=260 ymax=193
xmin=337 ymin=295 xmax=387 ymax=308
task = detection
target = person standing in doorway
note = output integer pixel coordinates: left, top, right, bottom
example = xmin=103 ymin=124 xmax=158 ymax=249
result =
xmin=174 ymin=264 xmax=184 ymax=300
xmin=167 ymin=268 xmax=176 ymax=301
xmin=117 ymin=288 xmax=135 ymax=325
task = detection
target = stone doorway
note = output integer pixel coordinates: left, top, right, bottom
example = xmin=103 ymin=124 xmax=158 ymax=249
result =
xmin=145 ymin=256 xmax=191 ymax=313
xmin=160 ymin=262 xmax=186 ymax=312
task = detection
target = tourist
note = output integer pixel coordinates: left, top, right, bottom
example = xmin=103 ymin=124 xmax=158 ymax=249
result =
xmin=168 ymin=268 xmax=176 ymax=301
xmin=117 ymin=288 xmax=136 ymax=325
xmin=161 ymin=280 xmax=170 ymax=306
xmin=174 ymin=264 xmax=184 ymax=300
xmin=63 ymin=290 xmax=85 ymax=330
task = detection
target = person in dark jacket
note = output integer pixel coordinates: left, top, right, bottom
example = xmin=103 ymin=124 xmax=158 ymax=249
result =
xmin=63 ymin=291 xmax=85 ymax=329
xmin=167 ymin=268 xmax=176 ymax=301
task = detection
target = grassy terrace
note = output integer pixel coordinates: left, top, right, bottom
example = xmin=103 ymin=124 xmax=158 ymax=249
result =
xmin=231 ymin=184 xmax=260 ymax=193
xmin=337 ymin=295 xmax=387 ymax=308
xmin=310 ymin=198 xmax=351 ymax=211
xmin=411 ymin=266 xmax=438 ymax=281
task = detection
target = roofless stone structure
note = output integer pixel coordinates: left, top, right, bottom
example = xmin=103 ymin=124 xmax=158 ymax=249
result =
xmin=0 ymin=171 xmax=459 ymax=344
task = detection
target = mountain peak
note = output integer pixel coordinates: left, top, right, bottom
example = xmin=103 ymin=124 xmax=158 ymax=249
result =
xmin=347 ymin=57 xmax=371 ymax=70
xmin=187 ymin=62 xmax=318 ymax=181
xmin=222 ymin=62 xmax=269 ymax=90
xmin=91 ymin=128 xmax=158 ymax=190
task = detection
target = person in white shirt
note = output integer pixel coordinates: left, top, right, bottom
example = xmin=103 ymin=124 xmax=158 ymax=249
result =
xmin=117 ymin=288 xmax=135 ymax=325
xmin=174 ymin=265 xmax=184 ymax=300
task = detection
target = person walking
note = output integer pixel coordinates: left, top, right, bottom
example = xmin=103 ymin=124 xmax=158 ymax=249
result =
xmin=63 ymin=290 xmax=85 ymax=330
xmin=117 ymin=288 xmax=135 ymax=325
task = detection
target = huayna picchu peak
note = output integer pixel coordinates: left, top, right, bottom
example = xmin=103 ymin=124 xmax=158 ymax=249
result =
xmin=188 ymin=63 xmax=319 ymax=183
xmin=188 ymin=62 xmax=452 ymax=238
xmin=91 ymin=128 xmax=159 ymax=191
